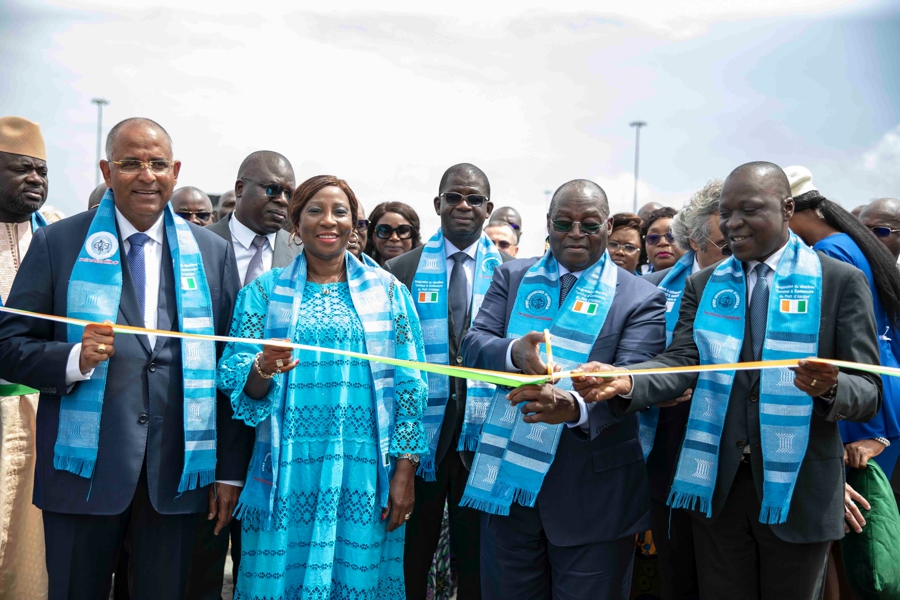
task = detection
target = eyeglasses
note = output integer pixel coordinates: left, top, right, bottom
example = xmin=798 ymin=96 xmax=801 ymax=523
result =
xmin=357 ymin=218 xmax=370 ymax=231
xmin=240 ymin=177 xmax=292 ymax=201
xmin=645 ymin=232 xmax=675 ymax=246
xmin=607 ymin=240 xmax=640 ymax=254
xmin=176 ymin=211 xmax=212 ymax=222
xmin=110 ymin=159 xmax=176 ymax=174
xmin=706 ymin=236 xmax=733 ymax=256
xmin=441 ymin=192 xmax=489 ymax=207
xmin=493 ymin=239 xmax=513 ymax=250
xmin=870 ymin=226 xmax=900 ymax=238
xmin=550 ymin=220 xmax=604 ymax=234
xmin=375 ymin=224 xmax=414 ymax=240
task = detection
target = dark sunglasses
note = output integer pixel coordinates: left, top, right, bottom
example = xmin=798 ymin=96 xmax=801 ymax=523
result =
xmin=645 ymin=232 xmax=675 ymax=246
xmin=240 ymin=177 xmax=292 ymax=201
xmin=494 ymin=239 xmax=513 ymax=250
xmin=441 ymin=192 xmax=489 ymax=207
xmin=551 ymin=220 xmax=603 ymax=234
xmin=375 ymin=224 xmax=414 ymax=240
xmin=176 ymin=211 xmax=212 ymax=222
xmin=870 ymin=226 xmax=900 ymax=238
xmin=357 ymin=218 xmax=370 ymax=231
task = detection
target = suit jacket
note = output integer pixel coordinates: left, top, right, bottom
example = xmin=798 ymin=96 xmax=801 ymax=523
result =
xmin=462 ymin=257 xmax=667 ymax=546
xmin=610 ymin=253 xmax=882 ymax=543
xmin=0 ymin=209 xmax=245 ymax=515
xmin=206 ymin=214 xmax=301 ymax=282
xmin=385 ymin=244 xmax=513 ymax=468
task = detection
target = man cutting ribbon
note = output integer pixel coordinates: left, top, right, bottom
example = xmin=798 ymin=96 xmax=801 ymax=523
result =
xmin=575 ymin=162 xmax=882 ymax=599
xmin=0 ymin=118 xmax=245 ymax=600
xmin=460 ymin=179 xmax=667 ymax=599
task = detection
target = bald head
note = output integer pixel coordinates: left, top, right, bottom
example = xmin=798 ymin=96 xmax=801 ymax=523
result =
xmin=548 ymin=179 xmax=609 ymax=219
xmin=438 ymin=163 xmax=490 ymax=197
xmin=88 ymin=183 xmax=108 ymax=210
xmin=171 ymin=186 xmax=214 ymax=226
xmin=237 ymin=150 xmax=293 ymax=182
xmin=105 ymin=117 xmax=172 ymax=160
xmin=217 ymin=189 xmax=236 ymax=221
xmin=851 ymin=204 xmax=867 ymax=218
xmin=637 ymin=201 xmax=663 ymax=223
xmin=859 ymin=198 xmax=900 ymax=260
xmin=488 ymin=206 xmax=522 ymax=240
xmin=726 ymin=161 xmax=792 ymax=199
xmin=234 ymin=150 xmax=295 ymax=235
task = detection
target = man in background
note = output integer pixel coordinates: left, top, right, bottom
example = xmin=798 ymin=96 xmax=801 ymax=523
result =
xmin=172 ymin=187 xmax=215 ymax=227
xmin=488 ymin=206 xmax=522 ymax=243
xmin=483 ymin=222 xmax=518 ymax=257
xmin=215 ymin=190 xmax=236 ymax=222
xmin=859 ymin=198 xmax=900 ymax=262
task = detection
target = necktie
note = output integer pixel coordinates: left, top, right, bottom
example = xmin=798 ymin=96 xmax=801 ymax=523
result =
xmin=127 ymin=232 xmax=150 ymax=324
xmin=244 ymin=234 xmax=268 ymax=287
xmin=749 ymin=263 xmax=771 ymax=360
xmin=448 ymin=252 xmax=469 ymax=341
xmin=559 ymin=273 xmax=578 ymax=305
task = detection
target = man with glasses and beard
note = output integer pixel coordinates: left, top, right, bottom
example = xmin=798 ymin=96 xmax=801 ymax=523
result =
xmin=171 ymin=186 xmax=215 ymax=227
xmin=385 ymin=163 xmax=510 ymax=600
xmin=189 ymin=150 xmax=299 ymax=599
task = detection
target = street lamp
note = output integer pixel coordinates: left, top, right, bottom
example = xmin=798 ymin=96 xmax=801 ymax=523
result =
xmin=91 ymin=98 xmax=110 ymax=186
xmin=629 ymin=121 xmax=647 ymax=213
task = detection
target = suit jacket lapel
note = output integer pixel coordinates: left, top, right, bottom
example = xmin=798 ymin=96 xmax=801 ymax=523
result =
xmin=272 ymin=230 xmax=297 ymax=269
xmin=118 ymin=238 xmax=151 ymax=355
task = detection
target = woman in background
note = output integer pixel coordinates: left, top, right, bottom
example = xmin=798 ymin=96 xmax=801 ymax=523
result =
xmin=365 ymin=201 xmax=422 ymax=266
xmin=608 ymin=213 xmax=644 ymax=275
xmin=642 ymin=207 xmax=684 ymax=272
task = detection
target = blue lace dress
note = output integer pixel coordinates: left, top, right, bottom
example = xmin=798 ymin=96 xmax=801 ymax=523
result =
xmin=218 ymin=276 xmax=427 ymax=600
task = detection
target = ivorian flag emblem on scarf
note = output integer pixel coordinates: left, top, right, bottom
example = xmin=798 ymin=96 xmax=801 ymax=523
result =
xmin=572 ymin=300 xmax=598 ymax=315
xmin=418 ymin=291 xmax=439 ymax=303
xmin=181 ymin=276 xmax=198 ymax=291
xmin=780 ymin=299 xmax=808 ymax=314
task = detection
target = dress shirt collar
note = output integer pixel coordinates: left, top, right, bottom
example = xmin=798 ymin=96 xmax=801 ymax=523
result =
xmin=745 ymin=239 xmax=789 ymax=276
xmin=692 ymin=256 xmax=702 ymax=275
xmin=230 ymin=213 xmax=277 ymax=251
xmin=444 ymin=237 xmax=478 ymax=261
xmin=115 ymin=207 xmax=164 ymax=246
xmin=557 ymin=262 xmax=584 ymax=278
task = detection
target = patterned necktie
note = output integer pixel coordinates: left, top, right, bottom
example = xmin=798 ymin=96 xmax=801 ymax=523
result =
xmin=127 ymin=232 xmax=150 ymax=324
xmin=559 ymin=273 xmax=578 ymax=305
xmin=244 ymin=234 xmax=268 ymax=287
xmin=448 ymin=252 xmax=469 ymax=341
xmin=749 ymin=263 xmax=771 ymax=360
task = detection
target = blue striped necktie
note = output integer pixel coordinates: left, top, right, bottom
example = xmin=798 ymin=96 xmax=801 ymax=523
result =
xmin=749 ymin=263 xmax=771 ymax=360
xmin=127 ymin=232 xmax=150 ymax=324
xmin=559 ymin=273 xmax=577 ymax=305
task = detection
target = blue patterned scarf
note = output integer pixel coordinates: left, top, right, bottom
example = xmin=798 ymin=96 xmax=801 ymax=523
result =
xmin=0 ymin=212 xmax=48 ymax=307
xmin=461 ymin=251 xmax=617 ymax=515
xmin=58 ymin=192 xmax=217 ymax=492
xmin=411 ymin=230 xmax=502 ymax=480
xmin=668 ymin=234 xmax=821 ymax=524
xmin=238 ymin=251 xmax=401 ymax=526
xmin=639 ymin=251 xmax=694 ymax=458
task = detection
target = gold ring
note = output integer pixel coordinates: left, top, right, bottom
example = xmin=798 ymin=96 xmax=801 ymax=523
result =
xmin=276 ymin=359 xmax=284 ymax=368
xmin=97 ymin=343 xmax=107 ymax=354
xmin=811 ymin=379 xmax=817 ymax=387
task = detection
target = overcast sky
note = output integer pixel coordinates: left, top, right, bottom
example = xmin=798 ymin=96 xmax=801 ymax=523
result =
xmin=2 ymin=0 xmax=898 ymax=257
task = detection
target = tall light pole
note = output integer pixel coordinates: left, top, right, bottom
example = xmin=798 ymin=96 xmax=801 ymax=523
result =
xmin=629 ymin=121 xmax=647 ymax=213
xmin=91 ymin=98 xmax=110 ymax=186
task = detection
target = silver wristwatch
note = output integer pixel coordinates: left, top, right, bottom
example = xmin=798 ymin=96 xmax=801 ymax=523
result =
xmin=398 ymin=453 xmax=420 ymax=466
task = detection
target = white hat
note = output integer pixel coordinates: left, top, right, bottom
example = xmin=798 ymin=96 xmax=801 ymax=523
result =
xmin=783 ymin=165 xmax=818 ymax=198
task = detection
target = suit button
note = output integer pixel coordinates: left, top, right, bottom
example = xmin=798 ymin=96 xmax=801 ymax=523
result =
xmin=138 ymin=413 xmax=149 ymax=424
xmin=148 ymin=363 xmax=157 ymax=373
xmin=451 ymin=393 xmax=458 ymax=400
xmin=749 ymin=394 xmax=759 ymax=403
xmin=736 ymin=440 xmax=745 ymax=449
xmin=456 ymin=355 xmax=464 ymax=364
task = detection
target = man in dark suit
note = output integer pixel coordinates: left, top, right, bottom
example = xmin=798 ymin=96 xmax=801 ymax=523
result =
xmin=187 ymin=150 xmax=299 ymax=600
xmin=0 ymin=118 xmax=247 ymax=600
xmin=462 ymin=179 xmax=667 ymax=599
xmin=386 ymin=163 xmax=509 ymax=599
xmin=577 ymin=162 xmax=882 ymax=599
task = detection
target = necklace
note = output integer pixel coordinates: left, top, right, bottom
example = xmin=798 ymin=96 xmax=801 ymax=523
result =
xmin=307 ymin=264 xmax=346 ymax=295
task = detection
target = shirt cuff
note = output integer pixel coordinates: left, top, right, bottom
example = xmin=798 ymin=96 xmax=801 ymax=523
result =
xmin=65 ymin=344 xmax=94 ymax=386
xmin=566 ymin=390 xmax=590 ymax=430
xmin=505 ymin=341 xmax=519 ymax=373
xmin=216 ymin=480 xmax=245 ymax=488
xmin=620 ymin=375 xmax=634 ymax=399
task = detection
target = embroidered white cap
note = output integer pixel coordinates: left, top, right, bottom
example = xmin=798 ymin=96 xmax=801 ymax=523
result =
xmin=783 ymin=165 xmax=818 ymax=198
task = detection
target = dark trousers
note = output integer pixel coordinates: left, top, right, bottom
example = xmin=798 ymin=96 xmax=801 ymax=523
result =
xmin=650 ymin=499 xmax=699 ymax=600
xmin=480 ymin=503 xmax=634 ymax=600
xmin=404 ymin=450 xmax=481 ymax=600
xmin=185 ymin=516 xmax=241 ymax=600
xmin=43 ymin=467 xmax=197 ymax=600
xmin=691 ymin=463 xmax=830 ymax=599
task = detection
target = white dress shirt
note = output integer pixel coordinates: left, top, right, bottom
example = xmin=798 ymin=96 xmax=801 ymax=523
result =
xmin=65 ymin=209 xmax=165 ymax=384
xmin=230 ymin=214 xmax=277 ymax=283
xmin=444 ymin=238 xmax=477 ymax=307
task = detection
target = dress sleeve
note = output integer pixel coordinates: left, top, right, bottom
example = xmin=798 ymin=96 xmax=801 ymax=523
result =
xmin=387 ymin=277 xmax=429 ymax=456
xmin=216 ymin=272 xmax=286 ymax=427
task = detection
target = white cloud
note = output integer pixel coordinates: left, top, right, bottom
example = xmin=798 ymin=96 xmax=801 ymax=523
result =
xmin=863 ymin=125 xmax=900 ymax=176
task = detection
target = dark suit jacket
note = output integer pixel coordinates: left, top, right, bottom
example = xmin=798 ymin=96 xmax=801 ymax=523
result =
xmin=0 ymin=209 xmax=245 ymax=515
xmin=385 ymin=244 xmax=513 ymax=468
xmin=462 ymin=257 xmax=667 ymax=546
xmin=206 ymin=214 xmax=301 ymax=283
xmin=610 ymin=253 xmax=882 ymax=543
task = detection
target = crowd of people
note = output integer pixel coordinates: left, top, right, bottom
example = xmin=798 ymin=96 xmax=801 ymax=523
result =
xmin=0 ymin=113 xmax=898 ymax=600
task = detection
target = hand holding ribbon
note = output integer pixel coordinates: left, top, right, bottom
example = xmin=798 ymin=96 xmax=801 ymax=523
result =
xmin=571 ymin=362 xmax=632 ymax=402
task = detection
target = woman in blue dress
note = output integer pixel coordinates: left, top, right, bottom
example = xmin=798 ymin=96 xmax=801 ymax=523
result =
xmin=218 ymin=175 xmax=428 ymax=599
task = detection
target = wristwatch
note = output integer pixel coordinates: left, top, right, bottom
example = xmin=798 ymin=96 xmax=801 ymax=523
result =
xmin=398 ymin=453 xmax=420 ymax=466
xmin=819 ymin=382 xmax=838 ymax=402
